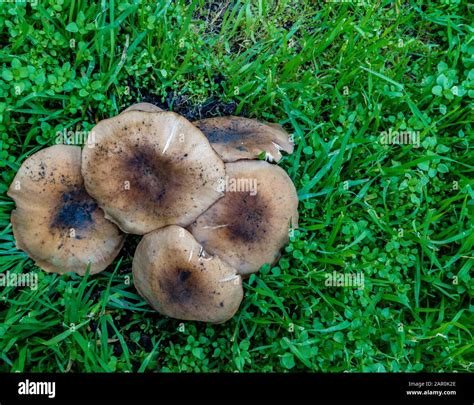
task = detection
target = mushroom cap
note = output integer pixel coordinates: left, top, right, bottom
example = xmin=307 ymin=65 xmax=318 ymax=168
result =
xmin=7 ymin=145 xmax=125 ymax=275
xmin=189 ymin=160 xmax=298 ymax=275
xmin=132 ymin=225 xmax=243 ymax=323
xmin=81 ymin=111 xmax=226 ymax=234
xmin=193 ymin=116 xmax=294 ymax=162
xmin=121 ymin=102 xmax=163 ymax=114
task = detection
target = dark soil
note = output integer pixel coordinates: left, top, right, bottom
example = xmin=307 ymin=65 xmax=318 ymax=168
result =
xmin=188 ymin=0 xmax=230 ymax=35
xmin=140 ymin=90 xmax=238 ymax=121
xmin=125 ymin=72 xmax=241 ymax=121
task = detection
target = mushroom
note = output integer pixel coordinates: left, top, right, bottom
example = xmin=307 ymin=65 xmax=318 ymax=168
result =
xmin=133 ymin=225 xmax=243 ymax=323
xmin=193 ymin=116 xmax=294 ymax=162
xmin=121 ymin=102 xmax=163 ymax=114
xmin=81 ymin=111 xmax=226 ymax=234
xmin=7 ymin=145 xmax=125 ymax=275
xmin=189 ymin=160 xmax=298 ymax=275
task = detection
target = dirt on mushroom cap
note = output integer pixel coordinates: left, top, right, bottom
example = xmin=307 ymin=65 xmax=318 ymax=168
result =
xmin=132 ymin=225 xmax=243 ymax=323
xmin=7 ymin=145 xmax=125 ymax=275
xmin=193 ymin=116 xmax=294 ymax=162
xmin=189 ymin=160 xmax=299 ymax=275
xmin=81 ymin=111 xmax=226 ymax=235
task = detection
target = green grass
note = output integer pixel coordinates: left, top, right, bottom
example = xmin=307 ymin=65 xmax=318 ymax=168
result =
xmin=0 ymin=0 xmax=472 ymax=372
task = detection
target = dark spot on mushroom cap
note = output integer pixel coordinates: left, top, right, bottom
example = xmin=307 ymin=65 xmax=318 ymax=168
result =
xmin=225 ymin=193 xmax=267 ymax=243
xmin=178 ymin=270 xmax=191 ymax=282
xmin=203 ymin=127 xmax=235 ymax=144
xmin=38 ymin=163 xmax=46 ymax=179
xmin=50 ymin=188 xmax=98 ymax=232
xmin=122 ymin=145 xmax=185 ymax=209
xmin=195 ymin=120 xmax=256 ymax=144
xmin=159 ymin=267 xmax=197 ymax=305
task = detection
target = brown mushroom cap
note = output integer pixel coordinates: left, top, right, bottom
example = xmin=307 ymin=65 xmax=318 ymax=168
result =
xmin=193 ymin=116 xmax=294 ymax=162
xmin=81 ymin=111 xmax=226 ymax=234
xmin=133 ymin=225 xmax=243 ymax=323
xmin=7 ymin=145 xmax=125 ymax=275
xmin=121 ymin=102 xmax=163 ymax=114
xmin=189 ymin=160 xmax=298 ymax=275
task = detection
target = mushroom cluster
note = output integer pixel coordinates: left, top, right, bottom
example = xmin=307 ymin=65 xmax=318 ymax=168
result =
xmin=8 ymin=103 xmax=298 ymax=323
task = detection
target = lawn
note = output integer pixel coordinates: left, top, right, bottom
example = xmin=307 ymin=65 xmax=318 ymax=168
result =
xmin=0 ymin=0 xmax=472 ymax=372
